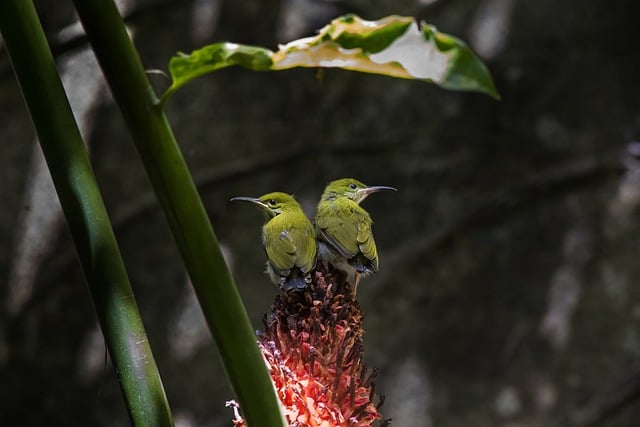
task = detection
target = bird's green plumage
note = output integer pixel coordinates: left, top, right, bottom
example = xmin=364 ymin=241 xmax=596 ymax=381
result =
xmin=263 ymin=208 xmax=316 ymax=274
xmin=316 ymin=196 xmax=378 ymax=271
xmin=315 ymin=178 xmax=395 ymax=276
xmin=232 ymin=192 xmax=316 ymax=290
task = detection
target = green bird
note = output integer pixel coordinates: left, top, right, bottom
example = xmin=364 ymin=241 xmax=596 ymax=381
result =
xmin=315 ymin=178 xmax=396 ymax=288
xmin=231 ymin=192 xmax=317 ymax=291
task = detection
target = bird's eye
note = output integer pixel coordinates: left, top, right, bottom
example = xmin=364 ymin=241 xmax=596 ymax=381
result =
xmin=269 ymin=199 xmax=277 ymax=206
xmin=349 ymin=183 xmax=357 ymax=190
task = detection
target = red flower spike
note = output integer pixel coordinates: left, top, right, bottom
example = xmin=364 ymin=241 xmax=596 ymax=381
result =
xmin=231 ymin=265 xmax=385 ymax=426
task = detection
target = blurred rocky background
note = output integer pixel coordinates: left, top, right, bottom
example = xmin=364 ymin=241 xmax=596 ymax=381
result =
xmin=1 ymin=0 xmax=640 ymax=425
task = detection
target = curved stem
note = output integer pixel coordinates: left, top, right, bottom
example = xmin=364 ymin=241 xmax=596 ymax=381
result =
xmin=0 ymin=1 xmax=173 ymax=426
xmin=70 ymin=1 xmax=286 ymax=426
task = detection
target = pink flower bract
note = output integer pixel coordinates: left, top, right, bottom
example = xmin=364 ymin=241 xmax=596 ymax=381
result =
xmin=256 ymin=268 xmax=384 ymax=427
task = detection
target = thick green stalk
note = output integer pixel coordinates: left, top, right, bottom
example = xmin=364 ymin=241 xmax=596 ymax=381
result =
xmin=0 ymin=2 xmax=173 ymax=426
xmin=70 ymin=1 xmax=286 ymax=426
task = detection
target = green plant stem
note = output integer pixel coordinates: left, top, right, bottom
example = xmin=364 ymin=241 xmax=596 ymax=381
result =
xmin=0 ymin=2 xmax=173 ymax=426
xmin=70 ymin=1 xmax=286 ymax=426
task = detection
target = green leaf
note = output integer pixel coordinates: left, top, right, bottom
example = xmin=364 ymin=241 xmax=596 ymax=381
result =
xmin=327 ymin=14 xmax=413 ymax=54
xmin=160 ymin=14 xmax=499 ymax=104
xmin=424 ymin=24 xmax=500 ymax=98
xmin=162 ymin=42 xmax=273 ymax=103
xmin=272 ymin=15 xmax=500 ymax=99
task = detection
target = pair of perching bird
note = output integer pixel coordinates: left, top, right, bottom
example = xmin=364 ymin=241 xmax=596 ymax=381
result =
xmin=231 ymin=178 xmax=396 ymax=292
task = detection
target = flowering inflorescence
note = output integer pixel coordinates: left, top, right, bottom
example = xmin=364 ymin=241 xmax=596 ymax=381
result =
xmin=232 ymin=266 xmax=387 ymax=427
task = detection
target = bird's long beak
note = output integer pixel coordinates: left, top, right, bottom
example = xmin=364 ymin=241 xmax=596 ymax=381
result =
xmin=230 ymin=196 xmax=268 ymax=209
xmin=362 ymin=185 xmax=397 ymax=194
xmin=356 ymin=185 xmax=397 ymax=203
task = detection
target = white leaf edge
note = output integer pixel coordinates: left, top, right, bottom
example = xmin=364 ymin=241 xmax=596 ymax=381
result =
xmin=271 ymin=18 xmax=450 ymax=82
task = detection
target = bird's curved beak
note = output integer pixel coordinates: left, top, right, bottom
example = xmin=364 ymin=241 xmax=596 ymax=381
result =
xmin=230 ymin=196 xmax=268 ymax=209
xmin=356 ymin=185 xmax=397 ymax=203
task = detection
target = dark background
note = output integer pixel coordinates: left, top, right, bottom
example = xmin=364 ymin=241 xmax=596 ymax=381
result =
xmin=2 ymin=0 xmax=640 ymax=425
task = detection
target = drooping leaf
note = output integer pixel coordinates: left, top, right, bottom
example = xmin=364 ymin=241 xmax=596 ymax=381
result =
xmin=272 ymin=15 xmax=499 ymax=99
xmin=424 ymin=24 xmax=499 ymax=98
xmin=162 ymin=42 xmax=273 ymax=101
xmin=159 ymin=14 xmax=499 ymax=105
